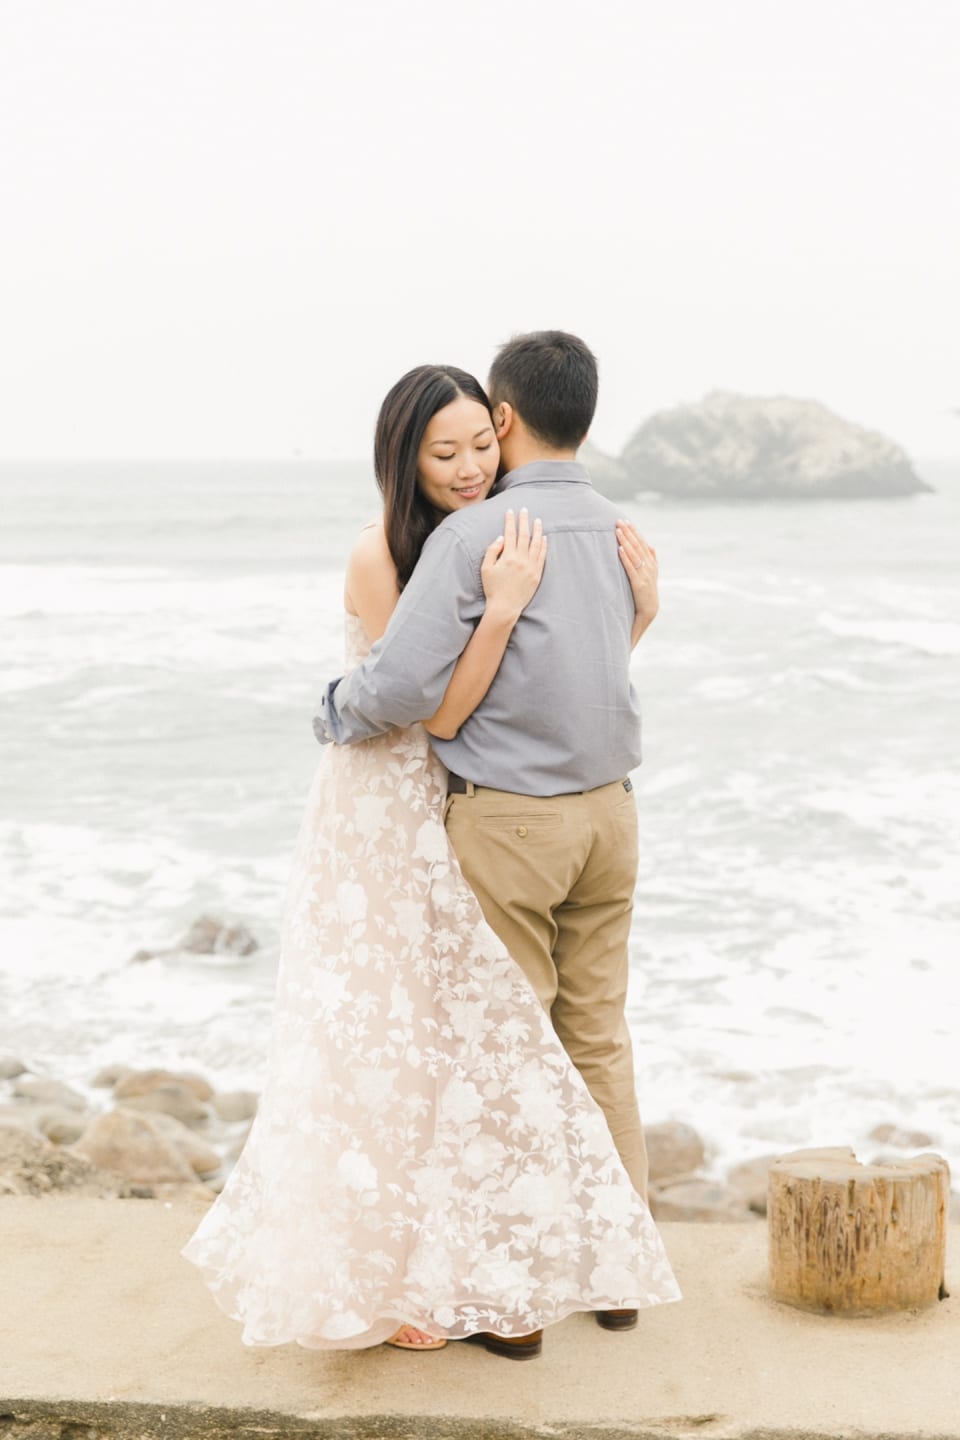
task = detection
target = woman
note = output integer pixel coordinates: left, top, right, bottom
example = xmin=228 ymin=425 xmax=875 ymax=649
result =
xmin=182 ymin=365 xmax=679 ymax=1358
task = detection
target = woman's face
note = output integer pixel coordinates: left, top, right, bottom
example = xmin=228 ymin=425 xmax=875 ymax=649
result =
xmin=416 ymin=395 xmax=499 ymax=514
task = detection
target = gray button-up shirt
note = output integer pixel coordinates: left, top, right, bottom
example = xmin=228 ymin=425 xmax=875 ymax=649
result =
xmin=314 ymin=460 xmax=642 ymax=795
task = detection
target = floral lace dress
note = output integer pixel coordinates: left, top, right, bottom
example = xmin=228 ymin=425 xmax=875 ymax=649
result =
xmin=181 ymin=613 xmax=681 ymax=1348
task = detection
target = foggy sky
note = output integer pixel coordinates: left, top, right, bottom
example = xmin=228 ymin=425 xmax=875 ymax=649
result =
xmin=2 ymin=0 xmax=958 ymax=462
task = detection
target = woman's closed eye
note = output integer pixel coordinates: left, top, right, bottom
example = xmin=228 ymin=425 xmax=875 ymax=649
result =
xmin=435 ymin=445 xmax=492 ymax=461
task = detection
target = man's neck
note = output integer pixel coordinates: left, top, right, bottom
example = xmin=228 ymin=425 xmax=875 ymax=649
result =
xmin=500 ymin=439 xmax=578 ymax=472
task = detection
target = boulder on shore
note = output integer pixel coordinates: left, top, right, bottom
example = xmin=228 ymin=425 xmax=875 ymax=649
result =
xmin=36 ymin=1108 xmax=88 ymax=1147
xmin=726 ymin=1154 xmax=781 ymax=1215
xmin=181 ymin=916 xmax=259 ymax=957
xmin=147 ymin=1113 xmax=222 ymax=1177
xmin=616 ymin=392 xmax=931 ymax=500
xmin=91 ymin=1063 xmax=134 ymax=1089
xmin=868 ymin=1122 xmax=936 ymax=1150
xmin=212 ymin=1090 xmax=259 ymax=1123
xmin=131 ymin=915 xmax=258 ymax=964
xmin=114 ymin=1068 xmax=214 ymax=1104
xmin=646 ymin=1121 xmax=707 ymax=1184
xmin=651 ymin=1177 xmax=754 ymax=1223
xmin=114 ymin=1082 xmax=209 ymax=1129
xmin=72 ymin=1109 xmax=197 ymax=1185
xmin=12 ymin=1076 xmax=88 ymax=1113
xmin=0 ymin=1124 xmax=141 ymax=1198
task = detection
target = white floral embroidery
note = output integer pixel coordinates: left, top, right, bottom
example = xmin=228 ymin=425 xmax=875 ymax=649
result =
xmin=336 ymin=880 xmax=367 ymax=928
xmin=336 ymin=1148 xmax=379 ymax=1194
xmin=461 ymin=1134 xmax=508 ymax=1181
xmin=181 ymin=614 xmax=681 ymax=1350
xmin=412 ymin=817 xmax=449 ymax=863
xmin=353 ymin=792 xmax=393 ymax=840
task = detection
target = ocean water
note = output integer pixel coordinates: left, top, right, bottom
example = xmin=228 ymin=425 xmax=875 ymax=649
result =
xmin=2 ymin=459 xmax=958 ymax=1181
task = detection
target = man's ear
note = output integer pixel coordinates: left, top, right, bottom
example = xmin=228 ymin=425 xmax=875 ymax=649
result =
xmin=494 ymin=402 xmax=514 ymax=440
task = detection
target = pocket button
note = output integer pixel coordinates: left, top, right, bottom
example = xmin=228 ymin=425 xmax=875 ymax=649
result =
xmin=516 ymin=825 xmax=528 ymax=838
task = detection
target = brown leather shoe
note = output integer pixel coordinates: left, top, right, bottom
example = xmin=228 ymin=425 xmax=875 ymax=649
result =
xmin=595 ymin=1309 xmax=639 ymax=1331
xmin=464 ymin=1329 xmax=543 ymax=1360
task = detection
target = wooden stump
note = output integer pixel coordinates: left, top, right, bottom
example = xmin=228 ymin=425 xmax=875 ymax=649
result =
xmin=767 ymin=1146 xmax=950 ymax=1314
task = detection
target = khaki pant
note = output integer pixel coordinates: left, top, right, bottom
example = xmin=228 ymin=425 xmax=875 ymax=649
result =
xmin=444 ymin=778 xmax=649 ymax=1201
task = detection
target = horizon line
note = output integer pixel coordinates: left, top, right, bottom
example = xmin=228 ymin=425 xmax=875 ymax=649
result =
xmin=2 ymin=453 xmax=960 ymax=470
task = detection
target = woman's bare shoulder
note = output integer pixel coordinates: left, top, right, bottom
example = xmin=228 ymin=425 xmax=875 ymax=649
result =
xmin=353 ymin=514 xmax=386 ymax=541
xmin=345 ymin=518 xmax=399 ymax=623
xmin=347 ymin=518 xmax=392 ymax=571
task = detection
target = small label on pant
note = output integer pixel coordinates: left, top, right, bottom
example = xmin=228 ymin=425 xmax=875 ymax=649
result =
xmin=622 ymin=778 xmax=633 ymax=793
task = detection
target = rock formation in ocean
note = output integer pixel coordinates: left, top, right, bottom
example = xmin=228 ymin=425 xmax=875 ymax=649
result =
xmin=584 ymin=392 xmax=931 ymax=499
xmin=577 ymin=441 xmax=632 ymax=497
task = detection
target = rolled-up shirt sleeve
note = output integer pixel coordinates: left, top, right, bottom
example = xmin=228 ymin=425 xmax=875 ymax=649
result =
xmin=313 ymin=527 xmax=481 ymax=746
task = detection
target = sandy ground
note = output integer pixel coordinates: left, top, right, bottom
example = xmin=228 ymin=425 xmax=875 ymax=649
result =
xmin=1 ymin=1197 xmax=957 ymax=1439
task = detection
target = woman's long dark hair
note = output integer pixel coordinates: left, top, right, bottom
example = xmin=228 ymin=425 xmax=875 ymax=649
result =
xmin=374 ymin=365 xmax=493 ymax=590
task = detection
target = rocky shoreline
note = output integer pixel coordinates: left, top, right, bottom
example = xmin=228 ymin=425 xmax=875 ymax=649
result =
xmin=2 ymin=1050 xmax=954 ymax=1221
xmin=0 ymin=1056 xmax=256 ymax=1203
xmin=4 ymin=915 xmax=954 ymax=1216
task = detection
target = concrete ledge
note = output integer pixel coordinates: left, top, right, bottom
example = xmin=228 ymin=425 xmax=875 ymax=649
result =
xmin=4 ymin=1404 xmax=960 ymax=1440
xmin=1 ymin=1198 xmax=957 ymax=1440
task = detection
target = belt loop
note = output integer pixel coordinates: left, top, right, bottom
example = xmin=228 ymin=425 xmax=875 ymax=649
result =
xmin=466 ymin=780 xmax=475 ymax=797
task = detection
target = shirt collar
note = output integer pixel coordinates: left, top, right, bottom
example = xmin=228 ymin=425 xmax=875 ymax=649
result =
xmin=498 ymin=460 xmax=592 ymax=491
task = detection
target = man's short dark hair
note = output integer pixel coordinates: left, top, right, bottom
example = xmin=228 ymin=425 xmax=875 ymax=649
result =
xmin=488 ymin=330 xmax=598 ymax=450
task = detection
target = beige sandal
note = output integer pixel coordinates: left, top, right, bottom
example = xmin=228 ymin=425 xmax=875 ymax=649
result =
xmin=386 ymin=1325 xmax=448 ymax=1351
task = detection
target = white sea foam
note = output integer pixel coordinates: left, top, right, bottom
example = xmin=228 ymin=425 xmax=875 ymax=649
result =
xmin=820 ymin=612 xmax=960 ymax=656
xmin=0 ymin=667 xmax=53 ymax=694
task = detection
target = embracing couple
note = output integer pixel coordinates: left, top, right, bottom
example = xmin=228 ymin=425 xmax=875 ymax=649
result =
xmin=182 ymin=331 xmax=681 ymax=1360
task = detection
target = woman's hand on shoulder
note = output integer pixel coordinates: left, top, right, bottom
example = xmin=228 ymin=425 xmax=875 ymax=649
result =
xmin=480 ymin=507 xmax=547 ymax=626
xmin=344 ymin=522 xmax=400 ymax=644
xmin=616 ymin=518 xmax=659 ymax=642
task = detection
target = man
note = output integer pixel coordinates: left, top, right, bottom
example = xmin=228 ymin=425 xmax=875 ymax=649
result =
xmin=315 ymin=330 xmax=659 ymax=1340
